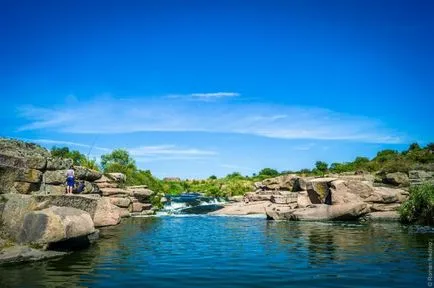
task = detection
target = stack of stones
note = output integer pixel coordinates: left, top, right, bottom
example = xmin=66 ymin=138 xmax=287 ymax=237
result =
xmin=95 ymin=176 xmax=154 ymax=216
xmin=0 ymin=138 xmax=155 ymax=218
xmin=242 ymin=173 xmax=410 ymax=221
xmin=243 ymin=174 xmax=308 ymax=205
xmin=0 ymin=138 xmax=102 ymax=195
xmin=409 ymin=170 xmax=434 ymax=186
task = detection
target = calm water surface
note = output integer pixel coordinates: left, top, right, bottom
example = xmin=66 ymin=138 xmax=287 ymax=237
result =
xmin=0 ymin=216 xmax=431 ymax=288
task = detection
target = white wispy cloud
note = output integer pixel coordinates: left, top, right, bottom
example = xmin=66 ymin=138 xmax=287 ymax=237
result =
xmin=21 ymin=138 xmax=215 ymax=162
xmin=167 ymin=92 xmax=240 ymax=101
xmin=23 ymin=138 xmax=111 ymax=152
xmin=129 ymin=145 xmax=216 ymax=162
xmin=129 ymin=145 xmax=216 ymax=156
xmin=189 ymin=92 xmax=240 ymax=99
xmin=17 ymin=95 xmax=403 ymax=143
xmin=293 ymin=143 xmax=316 ymax=151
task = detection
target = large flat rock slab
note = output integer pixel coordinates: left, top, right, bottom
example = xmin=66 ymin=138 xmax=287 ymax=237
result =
xmin=34 ymin=195 xmax=121 ymax=227
xmin=364 ymin=211 xmax=400 ymax=221
xmin=266 ymin=202 xmax=369 ymax=221
xmin=0 ymin=245 xmax=67 ymax=265
xmin=33 ymin=195 xmax=101 ymax=218
xmin=210 ymin=201 xmax=268 ymax=216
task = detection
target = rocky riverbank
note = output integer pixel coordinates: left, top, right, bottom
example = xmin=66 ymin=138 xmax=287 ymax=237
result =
xmin=0 ymin=138 xmax=157 ymax=265
xmin=212 ymin=173 xmax=413 ymax=222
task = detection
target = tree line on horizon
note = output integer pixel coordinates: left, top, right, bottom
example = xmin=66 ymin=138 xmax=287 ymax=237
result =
xmin=50 ymin=142 xmax=434 ymax=196
xmin=50 ymin=143 xmax=434 ymax=225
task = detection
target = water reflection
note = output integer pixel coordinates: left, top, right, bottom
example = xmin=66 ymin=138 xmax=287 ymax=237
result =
xmin=0 ymin=217 xmax=430 ymax=288
xmin=0 ymin=217 xmax=159 ymax=288
xmin=264 ymin=221 xmax=430 ymax=270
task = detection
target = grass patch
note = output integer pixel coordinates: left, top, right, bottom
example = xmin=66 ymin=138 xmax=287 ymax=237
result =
xmin=399 ymin=183 xmax=434 ymax=225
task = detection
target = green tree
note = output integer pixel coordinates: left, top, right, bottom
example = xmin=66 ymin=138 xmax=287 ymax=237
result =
xmin=258 ymin=168 xmax=280 ymax=178
xmin=100 ymin=149 xmax=138 ymax=184
xmin=225 ymin=172 xmax=244 ymax=179
xmin=51 ymin=146 xmax=86 ymax=166
xmin=374 ymin=149 xmax=399 ymax=163
xmin=130 ymin=169 xmax=163 ymax=191
xmin=101 ymin=149 xmax=136 ymax=170
xmin=81 ymin=158 xmax=100 ymax=171
xmin=329 ymin=162 xmax=351 ymax=173
xmin=51 ymin=146 xmax=70 ymax=158
xmin=208 ymin=175 xmax=217 ymax=180
xmin=315 ymin=161 xmax=328 ymax=176
xmin=408 ymin=142 xmax=421 ymax=151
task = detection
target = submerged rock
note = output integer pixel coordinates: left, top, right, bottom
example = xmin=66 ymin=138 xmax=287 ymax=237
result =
xmin=0 ymin=245 xmax=67 ymax=265
xmin=364 ymin=211 xmax=400 ymax=221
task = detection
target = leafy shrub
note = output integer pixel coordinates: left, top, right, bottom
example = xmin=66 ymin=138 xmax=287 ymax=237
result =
xmin=51 ymin=146 xmax=87 ymax=166
xmin=258 ymin=168 xmax=280 ymax=178
xmin=380 ymin=158 xmax=412 ymax=173
xmin=225 ymin=172 xmax=245 ymax=180
xmin=315 ymin=161 xmax=328 ymax=176
xmin=81 ymin=158 xmax=100 ymax=171
xmin=222 ymin=180 xmax=253 ymax=196
xmin=399 ymin=183 xmax=434 ymax=225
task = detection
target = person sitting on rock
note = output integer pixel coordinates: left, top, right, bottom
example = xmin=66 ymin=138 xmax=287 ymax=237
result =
xmin=66 ymin=166 xmax=75 ymax=195
xmin=75 ymin=181 xmax=85 ymax=194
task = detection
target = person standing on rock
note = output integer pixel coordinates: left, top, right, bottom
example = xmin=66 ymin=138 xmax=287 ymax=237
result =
xmin=66 ymin=166 xmax=75 ymax=195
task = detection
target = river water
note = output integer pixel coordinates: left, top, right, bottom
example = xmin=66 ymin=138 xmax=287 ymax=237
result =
xmin=0 ymin=215 xmax=431 ymax=288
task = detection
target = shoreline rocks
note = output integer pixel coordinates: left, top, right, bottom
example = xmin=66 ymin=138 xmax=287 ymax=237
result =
xmin=209 ymin=201 xmax=268 ymax=216
xmin=215 ymin=174 xmax=410 ymax=222
xmin=0 ymin=138 xmax=156 ymax=266
xmin=19 ymin=206 xmax=95 ymax=245
xmin=0 ymin=245 xmax=68 ymax=265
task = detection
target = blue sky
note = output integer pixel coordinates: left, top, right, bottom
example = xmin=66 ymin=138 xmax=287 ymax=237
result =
xmin=1 ymin=0 xmax=433 ymax=178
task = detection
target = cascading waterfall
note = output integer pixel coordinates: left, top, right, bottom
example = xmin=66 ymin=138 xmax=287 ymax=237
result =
xmin=157 ymin=193 xmax=226 ymax=215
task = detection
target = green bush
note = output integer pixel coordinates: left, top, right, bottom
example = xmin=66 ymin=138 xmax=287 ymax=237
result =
xmin=222 ymin=180 xmax=253 ymax=196
xmin=51 ymin=146 xmax=87 ymax=166
xmin=380 ymin=158 xmax=412 ymax=173
xmin=399 ymin=183 xmax=434 ymax=225
xmin=258 ymin=168 xmax=280 ymax=178
xmin=163 ymin=181 xmax=184 ymax=195
xmin=81 ymin=158 xmax=100 ymax=171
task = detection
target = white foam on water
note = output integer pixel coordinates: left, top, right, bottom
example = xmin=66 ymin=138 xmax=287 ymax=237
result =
xmin=158 ymin=197 xmax=227 ymax=215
